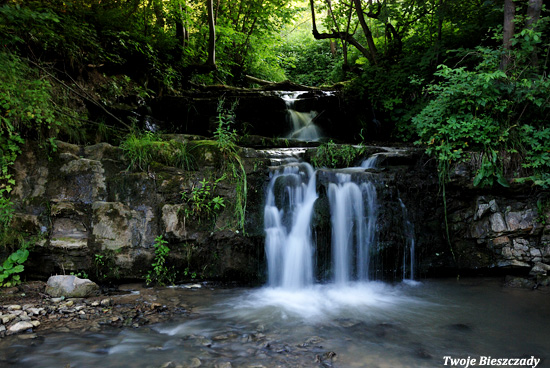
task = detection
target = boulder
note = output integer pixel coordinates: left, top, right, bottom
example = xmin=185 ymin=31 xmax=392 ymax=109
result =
xmin=8 ymin=321 xmax=34 ymax=334
xmin=45 ymin=275 xmax=99 ymax=298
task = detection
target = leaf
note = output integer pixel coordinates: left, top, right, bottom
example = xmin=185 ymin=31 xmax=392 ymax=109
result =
xmin=496 ymin=174 xmax=510 ymax=188
xmin=12 ymin=265 xmax=24 ymax=273
xmin=473 ymin=173 xmax=483 ymax=187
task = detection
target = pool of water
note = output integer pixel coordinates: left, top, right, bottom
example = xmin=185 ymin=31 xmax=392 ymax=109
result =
xmin=1 ymin=278 xmax=548 ymax=368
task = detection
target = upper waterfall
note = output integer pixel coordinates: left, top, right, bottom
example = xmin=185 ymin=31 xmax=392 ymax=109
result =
xmin=279 ymin=92 xmax=323 ymax=141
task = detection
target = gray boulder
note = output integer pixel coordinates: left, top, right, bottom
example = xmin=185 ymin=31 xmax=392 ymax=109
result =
xmin=45 ymin=275 xmax=99 ymax=298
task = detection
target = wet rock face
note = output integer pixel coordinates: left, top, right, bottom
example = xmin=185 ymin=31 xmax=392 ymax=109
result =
xmin=447 ymin=194 xmax=550 ymax=275
xmin=8 ymin=140 xmax=550 ymax=283
xmin=10 ymin=140 xmax=268 ymax=283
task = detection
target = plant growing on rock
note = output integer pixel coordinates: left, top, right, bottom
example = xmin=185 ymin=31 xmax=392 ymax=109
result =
xmin=213 ymin=98 xmax=247 ymax=232
xmin=120 ymin=130 xmax=196 ymax=171
xmin=181 ymin=175 xmax=226 ymax=223
xmin=146 ymin=235 xmax=176 ymax=286
xmin=311 ymin=140 xmax=367 ymax=168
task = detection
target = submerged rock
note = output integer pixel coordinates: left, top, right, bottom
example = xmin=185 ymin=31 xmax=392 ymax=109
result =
xmin=45 ymin=275 xmax=99 ymax=298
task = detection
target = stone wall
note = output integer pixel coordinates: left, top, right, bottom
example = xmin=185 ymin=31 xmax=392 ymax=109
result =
xmin=9 ymin=140 xmax=269 ymax=283
xmin=6 ymin=141 xmax=550 ymax=285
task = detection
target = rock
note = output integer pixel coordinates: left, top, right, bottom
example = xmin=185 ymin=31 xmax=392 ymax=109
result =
xmin=489 ymin=213 xmax=507 ymax=233
xmin=530 ymin=262 xmax=550 ymax=276
xmin=215 ymin=363 xmax=232 ymax=368
xmin=17 ymin=333 xmax=38 ymax=340
xmin=45 ymin=275 xmax=99 ymax=298
xmin=100 ymin=298 xmax=112 ymax=307
xmin=188 ymin=358 xmax=202 ymax=368
xmin=160 ymin=362 xmax=177 ymax=368
xmin=92 ymin=201 xmax=155 ymax=251
xmin=7 ymin=305 xmax=22 ymax=311
xmin=8 ymin=321 xmax=34 ymax=334
xmin=1 ymin=314 xmax=17 ymax=324
xmin=504 ymin=275 xmax=536 ymax=289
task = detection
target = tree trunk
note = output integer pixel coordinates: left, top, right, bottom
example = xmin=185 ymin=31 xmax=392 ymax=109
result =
xmin=501 ymin=0 xmax=515 ymax=71
xmin=206 ymin=0 xmax=216 ymax=68
xmin=526 ymin=0 xmax=542 ymax=29
xmin=176 ymin=3 xmax=188 ymax=49
xmin=352 ymin=0 xmax=377 ymax=64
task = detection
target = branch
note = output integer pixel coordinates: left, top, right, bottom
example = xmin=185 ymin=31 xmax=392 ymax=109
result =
xmin=26 ymin=59 xmax=132 ymax=130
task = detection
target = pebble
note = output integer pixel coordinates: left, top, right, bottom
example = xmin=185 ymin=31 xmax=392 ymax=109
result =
xmin=17 ymin=333 xmax=38 ymax=340
xmin=1 ymin=315 xmax=16 ymax=324
xmin=7 ymin=305 xmax=22 ymax=311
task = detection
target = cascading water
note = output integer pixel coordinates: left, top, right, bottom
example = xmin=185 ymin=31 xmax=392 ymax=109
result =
xmin=399 ymin=198 xmax=416 ymax=280
xmin=264 ymin=162 xmax=317 ymax=289
xmin=264 ymin=153 xmax=381 ymax=288
xmin=279 ymin=92 xmax=322 ymax=141
xmin=327 ymin=174 xmax=377 ymax=284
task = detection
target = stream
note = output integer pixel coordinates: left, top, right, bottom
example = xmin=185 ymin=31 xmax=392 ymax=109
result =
xmin=0 ymin=278 xmax=548 ymax=367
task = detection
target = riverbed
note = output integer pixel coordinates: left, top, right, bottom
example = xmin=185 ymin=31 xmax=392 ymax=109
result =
xmin=0 ymin=278 xmax=548 ymax=368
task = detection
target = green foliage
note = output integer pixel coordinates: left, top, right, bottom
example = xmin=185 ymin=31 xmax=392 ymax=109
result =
xmin=0 ymin=51 xmax=58 ymax=173
xmin=311 ymin=141 xmax=367 ymax=168
xmin=120 ymin=131 xmax=196 ymax=171
xmin=93 ymin=251 xmax=120 ymax=281
xmin=518 ymin=125 xmax=550 ymax=188
xmin=145 ymin=235 xmax=176 ymax=286
xmin=277 ymin=24 xmax=343 ymax=86
xmin=536 ymin=198 xmax=549 ymax=226
xmin=94 ymin=254 xmax=106 ymax=280
xmin=214 ymin=99 xmax=240 ymax=155
xmin=413 ymin=20 xmax=550 ymax=187
xmin=181 ymin=176 xmax=226 ymax=222
xmin=213 ymin=99 xmax=247 ymax=232
xmin=70 ymin=270 xmax=89 ymax=279
xmin=473 ymin=150 xmax=509 ymax=188
xmin=0 ymin=248 xmax=29 ymax=287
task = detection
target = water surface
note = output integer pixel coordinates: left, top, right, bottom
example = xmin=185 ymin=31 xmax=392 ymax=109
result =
xmin=1 ymin=278 xmax=548 ymax=368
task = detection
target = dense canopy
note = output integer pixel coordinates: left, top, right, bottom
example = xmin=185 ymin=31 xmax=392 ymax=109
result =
xmin=1 ymin=0 xmax=549 ymax=198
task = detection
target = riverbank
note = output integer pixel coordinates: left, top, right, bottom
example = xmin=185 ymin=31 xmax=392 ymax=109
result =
xmin=0 ymin=281 xmax=197 ymax=338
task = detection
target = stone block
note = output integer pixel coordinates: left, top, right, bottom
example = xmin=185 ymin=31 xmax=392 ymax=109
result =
xmin=505 ymin=210 xmax=534 ymax=232
xmin=92 ymin=201 xmax=155 ymax=250
xmin=50 ymin=218 xmax=88 ymax=249
xmin=56 ymin=157 xmax=107 ymax=204
xmin=489 ymin=213 xmax=507 ymax=233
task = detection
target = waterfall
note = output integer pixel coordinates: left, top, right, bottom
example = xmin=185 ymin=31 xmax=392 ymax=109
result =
xmin=264 ymin=162 xmax=317 ymax=289
xmin=398 ymin=198 xmax=416 ymax=280
xmin=327 ymin=174 xmax=378 ymax=284
xmin=280 ymin=92 xmax=322 ymax=141
xmin=361 ymin=154 xmax=380 ymax=169
xmin=264 ymin=152 xmax=386 ymax=288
